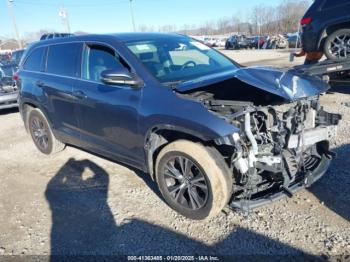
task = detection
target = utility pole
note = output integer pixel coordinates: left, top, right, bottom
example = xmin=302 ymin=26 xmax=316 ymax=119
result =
xmin=59 ymin=6 xmax=71 ymax=33
xmin=295 ymin=22 xmax=301 ymax=49
xmin=258 ymin=22 xmax=261 ymax=50
xmin=129 ymin=0 xmax=136 ymax=32
xmin=6 ymin=0 xmax=22 ymax=49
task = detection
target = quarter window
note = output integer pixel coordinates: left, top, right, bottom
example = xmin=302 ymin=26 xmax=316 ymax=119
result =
xmin=23 ymin=47 xmax=46 ymax=72
xmin=81 ymin=44 xmax=129 ymax=82
xmin=46 ymin=43 xmax=81 ymax=77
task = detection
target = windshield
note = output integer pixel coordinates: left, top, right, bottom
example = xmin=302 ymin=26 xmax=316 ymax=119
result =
xmin=126 ymin=38 xmax=237 ymax=84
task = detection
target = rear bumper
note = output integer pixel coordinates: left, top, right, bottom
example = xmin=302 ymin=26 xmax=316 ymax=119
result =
xmin=0 ymin=92 xmax=19 ymax=110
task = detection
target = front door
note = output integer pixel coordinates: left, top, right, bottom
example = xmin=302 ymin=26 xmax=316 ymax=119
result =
xmin=73 ymin=43 xmax=144 ymax=167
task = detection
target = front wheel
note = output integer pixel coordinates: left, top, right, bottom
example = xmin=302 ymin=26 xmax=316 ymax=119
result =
xmin=324 ymin=29 xmax=350 ymax=62
xmin=155 ymin=140 xmax=233 ymax=220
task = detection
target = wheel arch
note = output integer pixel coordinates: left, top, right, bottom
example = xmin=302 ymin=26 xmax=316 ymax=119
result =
xmin=20 ymin=101 xmax=53 ymax=132
xmin=318 ymin=21 xmax=350 ymax=50
xmin=144 ymin=125 xmax=214 ymax=180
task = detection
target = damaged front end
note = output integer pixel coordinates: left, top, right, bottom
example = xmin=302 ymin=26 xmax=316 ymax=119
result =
xmin=177 ymin=67 xmax=341 ymax=211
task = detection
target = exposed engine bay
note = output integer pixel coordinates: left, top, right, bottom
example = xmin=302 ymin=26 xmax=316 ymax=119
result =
xmin=178 ymin=76 xmax=341 ymax=210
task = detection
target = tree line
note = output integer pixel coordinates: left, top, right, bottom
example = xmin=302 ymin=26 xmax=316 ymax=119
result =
xmin=139 ymin=0 xmax=311 ymax=36
xmin=1 ymin=0 xmax=311 ymax=50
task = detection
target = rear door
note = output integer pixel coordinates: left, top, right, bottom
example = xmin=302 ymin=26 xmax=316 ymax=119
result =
xmin=41 ymin=42 xmax=82 ymax=143
xmin=73 ymin=42 xmax=143 ymax=166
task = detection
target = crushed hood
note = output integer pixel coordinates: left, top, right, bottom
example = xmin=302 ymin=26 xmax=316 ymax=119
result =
xmin=174 ymin=66 xmax=330 ymax=101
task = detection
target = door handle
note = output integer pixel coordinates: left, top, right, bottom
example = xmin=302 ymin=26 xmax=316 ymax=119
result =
xmin=36 ymin=81 xmax=45 ymax=88
xmin=73 ymin=90 xmax=87 ymax=100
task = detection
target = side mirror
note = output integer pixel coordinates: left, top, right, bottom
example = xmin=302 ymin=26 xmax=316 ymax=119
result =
xmin=101 ymin=69 xmax=142 ymax=87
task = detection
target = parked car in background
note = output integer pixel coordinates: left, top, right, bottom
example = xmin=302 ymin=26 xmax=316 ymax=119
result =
xmin=236 ymin=35 xmax=249 ymax=49
xmin=264 ymin=35 xmax=288 ymax=49
xmin=40 ymin=33 xmax=74 ymax=41
xmin=258 ymin=36 xmax=267 ymax=49
xmin=11 ymin=49 xmax=25 ymax=65
xmin=246 ymin=36 xmax=266 ymax=49
xmin=0 ymin=53 xmax=11 ymax=65
xmin=247 ymin=36 xmax=257 ymax=49
xmin=216 ymin=38 xmax=227 ymax=48
xmin=0 ymin=64 xmax=18 ymax=110
xmin=17 ymin=33 xmax=340 ymax=220
xmin=288 ymin=34 xmax=302 ymax=48
xmin=225 ymin=35 xmax=239 ymax=49
xmin=276 ymin=35 xmax=289 ymax=49
xmin=203 ymin=37 xmax=217 ymax=47
xmin=301 ymin=0 xmax=350 ymax=61
xmin=225 ymin=35 xmax=249 ymax=50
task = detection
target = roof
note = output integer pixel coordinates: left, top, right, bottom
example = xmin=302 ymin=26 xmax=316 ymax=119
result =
xmin=29 ymin=32 xmax=189 ymax=49
xmin=111 ymin=32 xmax=188 ymax=42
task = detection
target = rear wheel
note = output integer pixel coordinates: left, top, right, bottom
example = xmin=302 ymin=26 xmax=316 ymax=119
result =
xmin=155 ymin=140 xmax=232 ymax=220
xmin=28 ymin=108 xmax=65 ymax=155
xmin=324 ymin=29 xmax=350 ymax=61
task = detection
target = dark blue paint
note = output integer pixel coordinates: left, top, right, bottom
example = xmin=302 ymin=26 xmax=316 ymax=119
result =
xmin=18 ymin=33 xmax=237 ymax=172
xmin=17 ymin=33 xmax=328 ymax=173
xmin=301 ymin=0 xmax=350 ymax=52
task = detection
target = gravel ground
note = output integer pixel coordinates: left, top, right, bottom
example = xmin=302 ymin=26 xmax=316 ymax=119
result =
xmin=0 ymin=49 xmax=349 ymax=260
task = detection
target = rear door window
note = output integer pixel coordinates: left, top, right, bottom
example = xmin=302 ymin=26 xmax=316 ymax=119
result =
xmin=23 ymin=47 xmax=46 ymax=72
xmin=46 ymin=43 xmax=81 ymax=77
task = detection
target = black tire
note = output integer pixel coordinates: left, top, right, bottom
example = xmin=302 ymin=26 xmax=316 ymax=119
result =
xmin=155 ymin=140 xmax=233 ymax=220
xmin=28 ymin=108 xmax=65 ymax=155
xmin=324 ymin=29 xmax=350 ymax=62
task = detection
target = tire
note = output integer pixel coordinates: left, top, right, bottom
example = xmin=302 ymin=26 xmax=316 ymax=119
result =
xmin=155 ymin=140 xmax=233 ymax=220
xmin=324 ymin=29 xmax=350 ymax=62
xmin=28 ymin=108 xmax=65 ymax=155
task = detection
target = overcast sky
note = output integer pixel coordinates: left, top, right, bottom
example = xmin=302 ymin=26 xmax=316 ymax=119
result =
xmin=1 ymin=0 xmax=284 ymax=38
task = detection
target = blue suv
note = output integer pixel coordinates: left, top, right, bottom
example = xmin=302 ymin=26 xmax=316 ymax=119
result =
xmin=301 ymin=0 xmax=350 ymax=61
xmin=17 ymin=33 xmax=340 ymax=219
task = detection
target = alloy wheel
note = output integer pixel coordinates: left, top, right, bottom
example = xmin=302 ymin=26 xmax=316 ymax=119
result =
xmin=329 ymin=34 xmax=350 ymax=59
xmin=31 ymin=116 xmax=49 ymax=151
xmin=162 ymin=155 xmax=209 ymax=210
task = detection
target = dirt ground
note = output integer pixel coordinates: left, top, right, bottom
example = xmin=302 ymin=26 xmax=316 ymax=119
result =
xmin=0 ymin=49 xmax=349 ymax=260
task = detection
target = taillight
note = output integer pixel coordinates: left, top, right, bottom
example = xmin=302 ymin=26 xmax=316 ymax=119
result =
xmin=13 ymin=73 xmax=19 ymax=81
xmin=300 ymin=17 xmax=312 ymax=26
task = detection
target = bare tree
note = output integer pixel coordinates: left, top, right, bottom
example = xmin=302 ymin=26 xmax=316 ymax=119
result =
xmin=9 ymin=0 xmax=313 ymax=42
xmin=277 ymin=0 xmax=310 ymax=33
xmin=217 ymin=18 xmax=230 ymax=35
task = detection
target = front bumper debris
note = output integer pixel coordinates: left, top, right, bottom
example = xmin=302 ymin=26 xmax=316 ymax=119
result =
xmin=288 ymin=126 xmax=337 ymax=149
xmin=230 ymin=154 xmax=331 ymax=211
